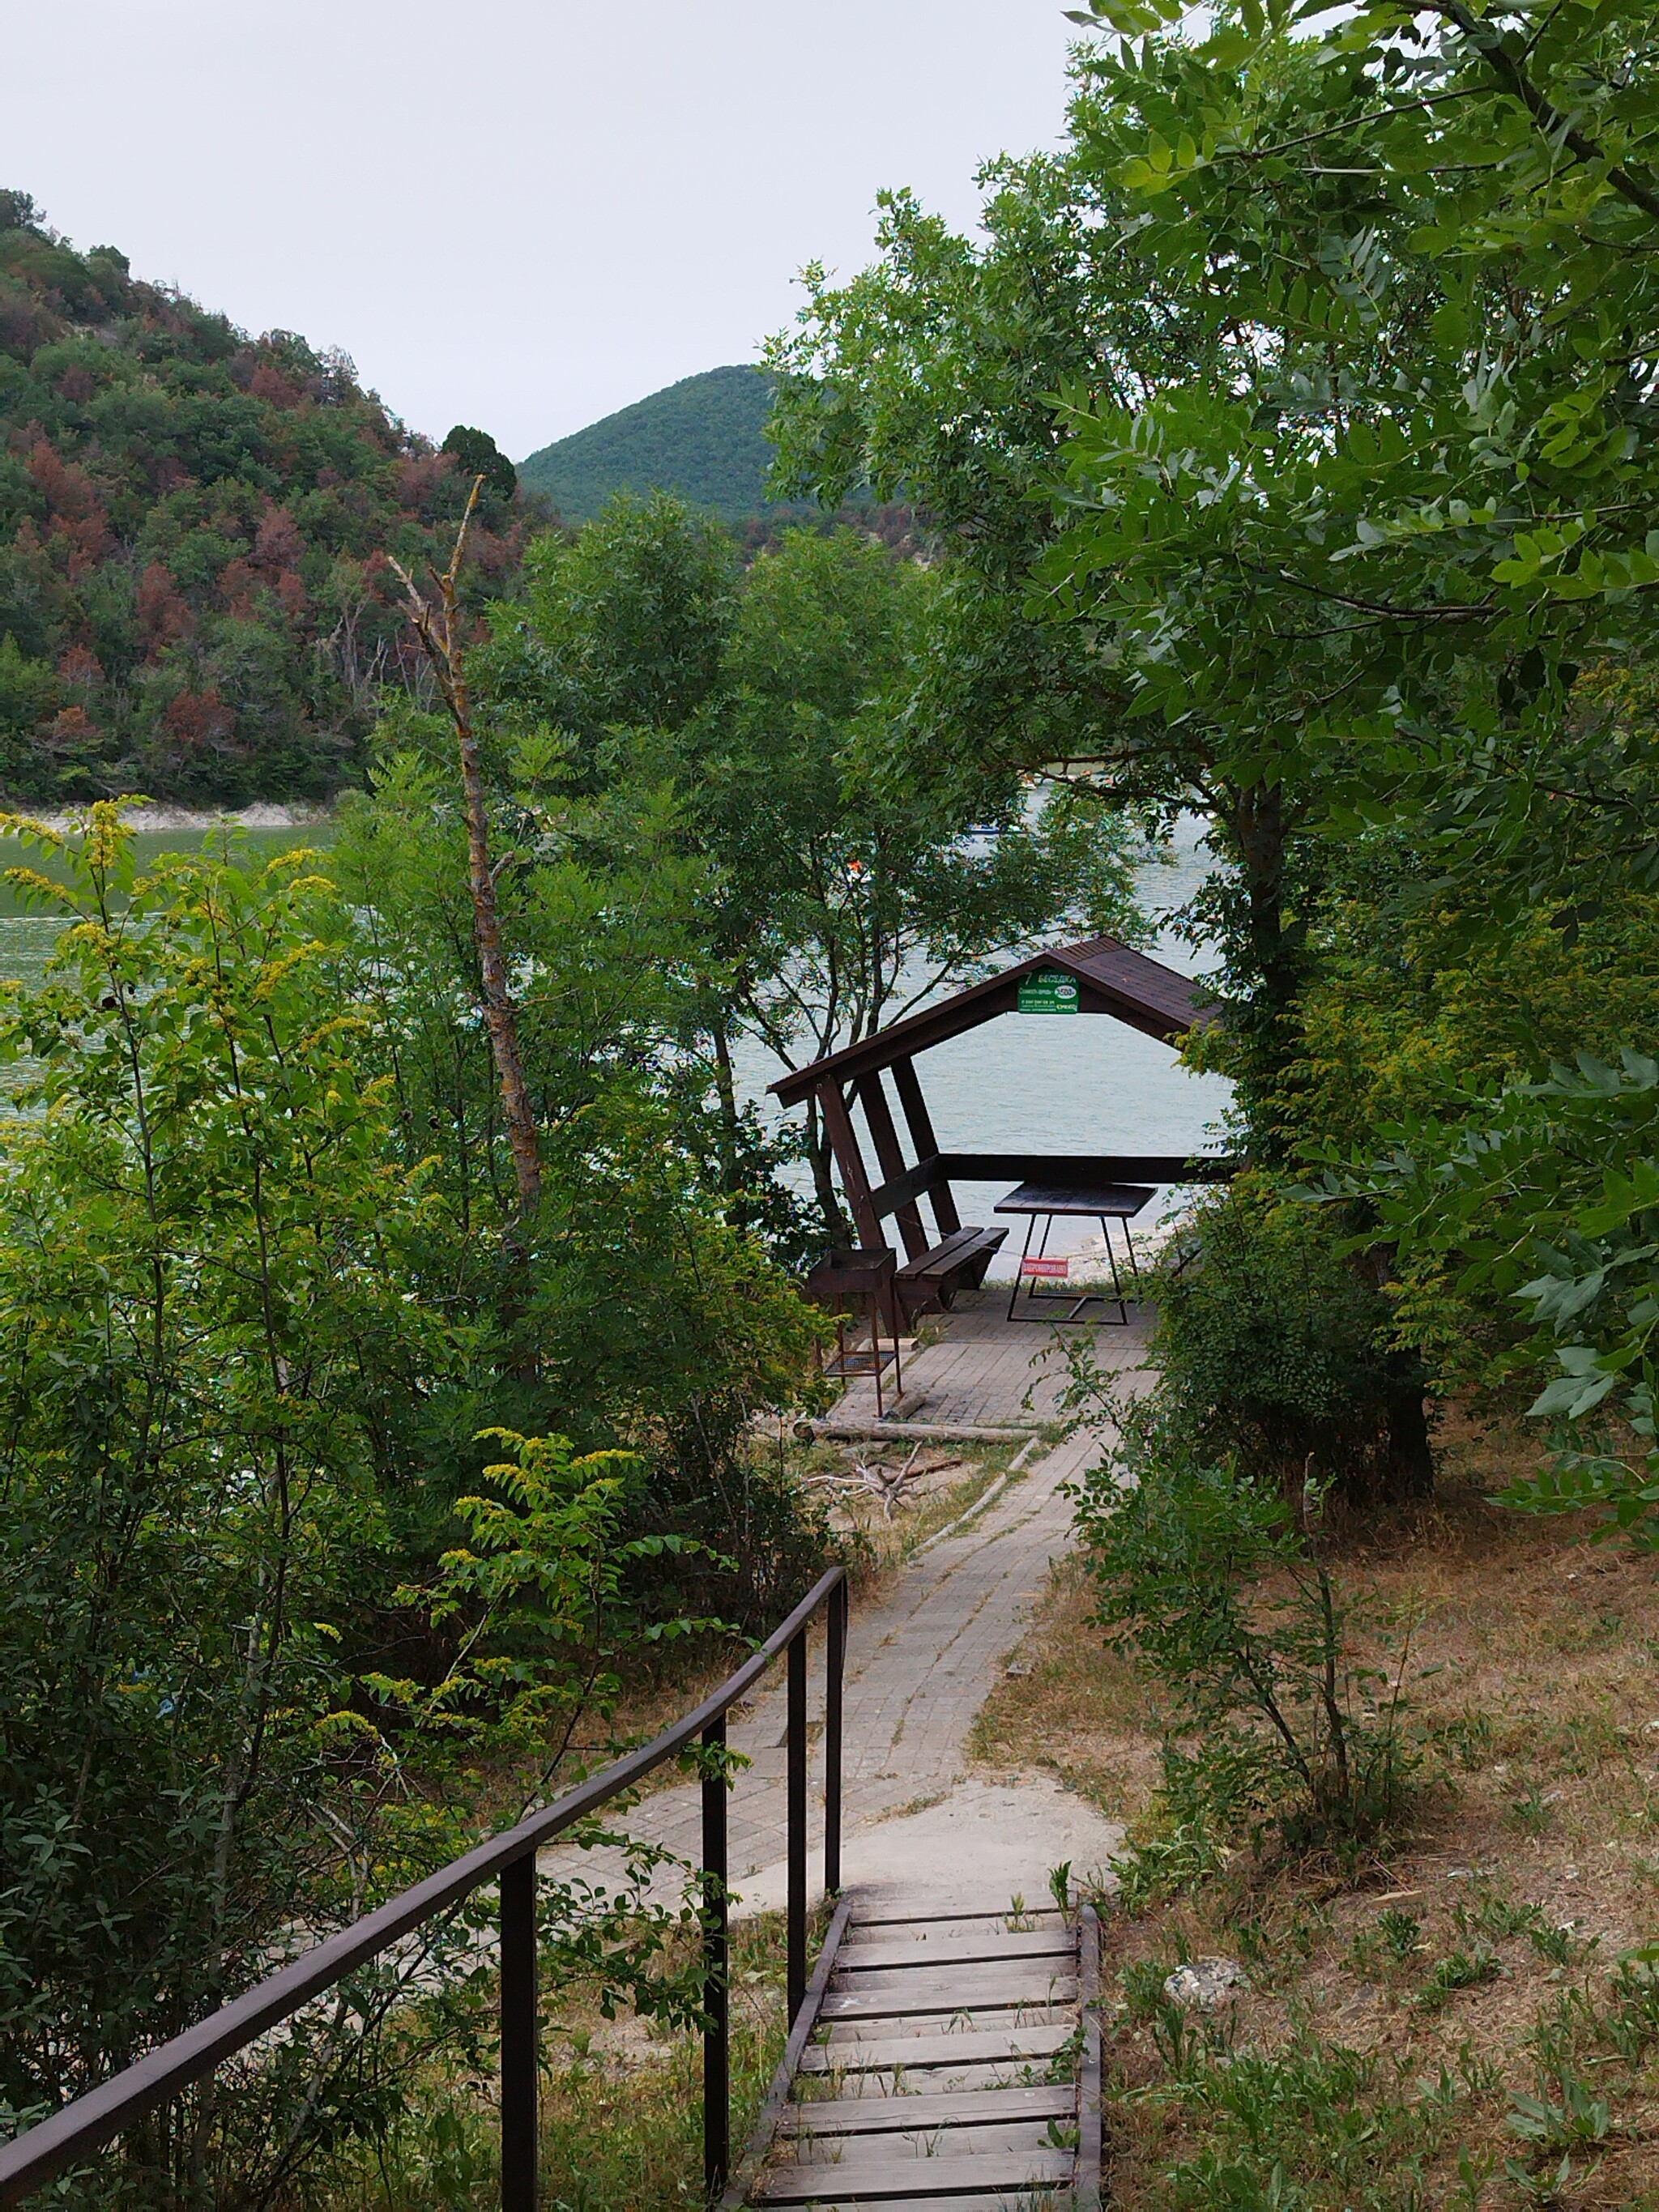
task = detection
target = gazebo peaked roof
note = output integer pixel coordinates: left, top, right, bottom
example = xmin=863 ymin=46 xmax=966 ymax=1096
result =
xmin=769 ymin=934 xmax=1211 ymax=1108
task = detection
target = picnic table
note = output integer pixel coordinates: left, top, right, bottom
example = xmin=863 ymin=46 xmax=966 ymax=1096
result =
xmin=993 ymin=1181 xmax=1155 ymax=1324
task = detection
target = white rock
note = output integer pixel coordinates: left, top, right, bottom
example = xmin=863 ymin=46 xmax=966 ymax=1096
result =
xmin=1163 ymin=1957 xmax=1249 ymax=2010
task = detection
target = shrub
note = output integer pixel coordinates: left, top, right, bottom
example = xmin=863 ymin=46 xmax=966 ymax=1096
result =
xmin=0 ymin=812 xmax=796 ymax=2203
xmin=1074 ymin=1403 xmax=1416 ymax=1856
xmin=1150 ymin=1177 xmax=1433 ymax=1506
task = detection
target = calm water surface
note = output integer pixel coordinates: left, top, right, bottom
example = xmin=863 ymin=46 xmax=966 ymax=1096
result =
xmin=0 ymin=825 xmax=339 ymax=992
xmin=730 ymin=824 xmax=1233 ymax=1268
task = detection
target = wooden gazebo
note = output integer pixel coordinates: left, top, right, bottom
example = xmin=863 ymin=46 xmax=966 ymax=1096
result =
xmin=770 ymin=934 xmax=1232 ymax=1322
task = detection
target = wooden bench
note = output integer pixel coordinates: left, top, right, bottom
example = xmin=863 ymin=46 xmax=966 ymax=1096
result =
xmin=896 ymin=1224 xmax=1008 ymax=1319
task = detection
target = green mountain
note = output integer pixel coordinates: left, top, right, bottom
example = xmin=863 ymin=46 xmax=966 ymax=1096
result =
xmin=0 ymin=190 xmax=535 ymax=807
xmin=518 ymin=365 xmax=784 ymax=523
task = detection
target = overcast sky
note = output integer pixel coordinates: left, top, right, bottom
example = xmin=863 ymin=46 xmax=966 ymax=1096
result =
xmin=19 ymin=2 xmax=1078 ymax=461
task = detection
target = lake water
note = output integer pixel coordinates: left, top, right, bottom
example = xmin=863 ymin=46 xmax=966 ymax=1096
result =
xmin=728 ymin=825 xmax=1233 ymax=1272
xmin=0 ymin=823 xmax=341 ymax=991
xmin=0 ymin=817 xmax=1231 ymax=1265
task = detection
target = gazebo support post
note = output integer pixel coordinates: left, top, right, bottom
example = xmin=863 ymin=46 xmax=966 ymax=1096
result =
xmin=816 ymin=1080 xmax=884 ymax=1238
xmin=814 ymin=1079 xmax=901 ymax=1337
xmin=890 ymin=1057 xmax=959 ymax=1237
xmin=855 ymin=1073 xmax=929 ymax=1264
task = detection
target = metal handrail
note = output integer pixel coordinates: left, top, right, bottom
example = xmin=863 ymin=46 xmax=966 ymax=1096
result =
xmin=0 ymin=1563 xmax=851 ymax=2210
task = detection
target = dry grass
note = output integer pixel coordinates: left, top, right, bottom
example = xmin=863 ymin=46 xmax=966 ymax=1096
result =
xmin=799 ymin=1434 xmax=1035 ymax=1576
xmin=971 ymin=1412 xmax=1659 ymax=2207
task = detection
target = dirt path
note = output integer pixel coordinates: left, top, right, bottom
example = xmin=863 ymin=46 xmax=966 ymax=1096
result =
xmin=545 ymin=1302 xmax=1150 ymax=1916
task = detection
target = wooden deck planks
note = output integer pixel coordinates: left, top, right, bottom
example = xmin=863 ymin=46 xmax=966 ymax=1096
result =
xmin=796 ymin=2025 xmax=1072 ymax=2075
xmin=766 ymin=2200 xmax=1072 ymax=2212
xmin=784 ymin=2124 xmax=1061 ymax=2163
xmin=846 ymin=1909 xmax=1068 ymax=1933
xmin=829 ymin=1290 xmax=1117 ymax=1433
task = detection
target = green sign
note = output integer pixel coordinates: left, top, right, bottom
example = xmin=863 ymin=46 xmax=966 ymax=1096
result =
xmin=1017 ymin=970 xmax=1080 ymax=1015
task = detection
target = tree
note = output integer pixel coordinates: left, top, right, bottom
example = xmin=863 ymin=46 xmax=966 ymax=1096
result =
xmin=0 ymin=205 xmax=535 ymax=807
xmin=763 ymin=147 xmax=1311 ymax=1115
xmin=490 ymin=489 xmax=739 ymax=770
xmin=1030 ymin=0 xmax=1659 ymax=1520
xmin=441 ymin=424 xmax=518 ymax=505
xmin=471 ymin=497 xmax=1145 ymax=1237
xmin=332 ymin=745 xmax=830 ymax=1622
xmin=669 ymin=526 xmax=1149 ymax=1230
xmin=0 ymin=811 xmax=457 ymax=2189
xmin=766 ymin=2 xmax=1659 ymax=1137
xmin=0 ymin=803 xmax=829 ymax=2201
xmin=392 ymin=482 xmax=542 ymax=1221
xmin=1037 ymin=0 xmax=1659 ymax=1101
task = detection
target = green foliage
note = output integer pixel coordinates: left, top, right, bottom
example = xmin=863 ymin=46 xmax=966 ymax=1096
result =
xmin=0 ymin=803 xmax=830 ymax=2199
xmin=1414 ymin=1946 xmax=1502 ymax=2014
xmin=1144 ymin=1178 xmax=1431 ymax=1504
xmin=1508 ymin=2073 xmax=1614 ymax=2153
xmin=442 ymin=424 xmax=518 ymax=504
xmin=366 ymin=1429 xmax=726 ymax=1760
xmin=508 ymin=489 xmax=738 ymax=756
xmin=0 ymin=202 xmax=533 ymax=803
xmin=1153 ymin=2033 xmax=1475 ymax=2209
xmin=1327 ymin=1051 xmax=1659 ymax=1541
xmin=331 ymin=750 xmax=831 ymax=1627
xmin=690 ymin=525 xmax=1149 ymax=1085
xmin=1108 ymin=1818 xmax=1228 ymax=1916
xmin=764 ymin=87 xmax=1341 ymax=1133
xmin=1353 ymin=1907 xmax=1422 ymax=1975
xmin=1074 ymin=1404 xmax=1415 ymax=1854
xmin=518 ymin=365 xmax=785 ymax=523
xmin=770 ymin=0 xmax=1659 ymax=1238
xmin=467 ymin=500 xmax=1149 ymax=1242
xmin=0 ymin=806 xmax=466 ymax=2181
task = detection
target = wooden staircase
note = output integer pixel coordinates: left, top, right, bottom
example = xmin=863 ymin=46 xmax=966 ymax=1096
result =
xmin=728 ymin=1897 xmax=1102 ymax=2210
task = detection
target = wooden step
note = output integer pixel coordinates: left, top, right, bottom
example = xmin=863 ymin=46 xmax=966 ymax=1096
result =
xmin=836 ymin=1930 xmax=1076 ymax=1973
xmin=755 ymin=2144 xmax=1073 ymax=2202
xmin=785 ymin=2121 xmax=1063 ymax=2164
xmin=798 ymin=2061 xmax=1069 ymax=2100
xmin=821 ymin=1974 xmax=1077 ymax=2022
xmin=779 ymin=2085 xmax=1073 ymax=2140
xmin=798 ymin=2025 xmax=1072 ymax=2075
xmin=827 ymin=1973 xmax=1079 ymax=2008
xmin=761 ymin=2199 xmax=1073 ymax=2212
xmin=848 ymin=1909 xmax=1068 ymax=1935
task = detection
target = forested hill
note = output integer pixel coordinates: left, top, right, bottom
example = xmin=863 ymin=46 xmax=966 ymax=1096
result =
xmin=0 ymin=191 xmax=535 ymax=807
xmin=518 ymin=364 xmax=781 ymax=522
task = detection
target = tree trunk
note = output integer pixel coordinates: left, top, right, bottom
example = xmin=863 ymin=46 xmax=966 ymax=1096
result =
xmin=390 ymin=484 xmax=541 ymax=1222
xmin=710 ymin=1015 xmax=740 ymax=1185
xmin=1384 ymin=1369 xmax=1435 ymax=1498
xmin=1228 ymin=779 xmax=1307 ymax=1157
xmin=804 ymin=1095 xmax=847 ymax=1247
xmin=453 ymin=671 xmax=541 ymax=1218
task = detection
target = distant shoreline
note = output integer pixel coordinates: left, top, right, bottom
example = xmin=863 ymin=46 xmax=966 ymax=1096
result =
xmin=9 ymin=802 xmax=336 ymax=836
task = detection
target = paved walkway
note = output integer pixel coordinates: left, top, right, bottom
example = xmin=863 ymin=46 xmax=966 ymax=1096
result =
xmin=544 ymin=1294 xmax=1151 ymax=1914
xmin=833 ymin=1298 xmax=1096 ymax=1431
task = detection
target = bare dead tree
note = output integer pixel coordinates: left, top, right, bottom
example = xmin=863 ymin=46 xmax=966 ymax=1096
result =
xmin=390 ymin=479 xmax=542 ymax=1217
